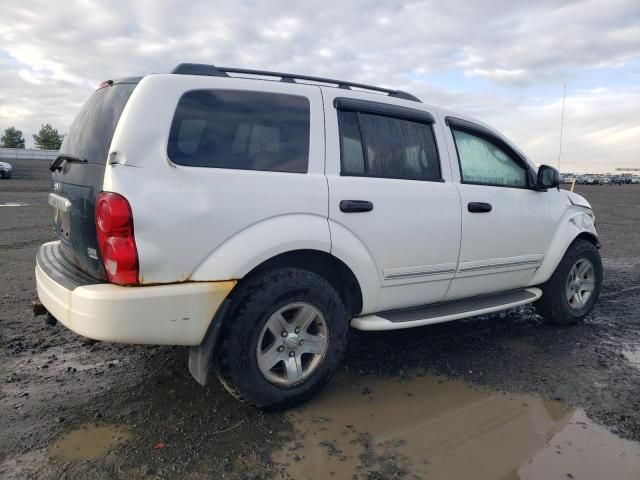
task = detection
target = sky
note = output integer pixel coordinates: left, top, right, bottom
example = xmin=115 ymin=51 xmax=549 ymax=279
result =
xmin=0 ymin=0 xmax=638 ymax=173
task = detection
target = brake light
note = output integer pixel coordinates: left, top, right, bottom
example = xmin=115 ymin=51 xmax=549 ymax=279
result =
xmin=95 ymin=192 xmax=139 ymax=285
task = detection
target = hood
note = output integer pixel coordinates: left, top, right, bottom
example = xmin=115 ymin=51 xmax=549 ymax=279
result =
xmin=0 ymin=161 xmax=12 ymax=169
xmin=565 ymin=190 xmax=592 ymax=209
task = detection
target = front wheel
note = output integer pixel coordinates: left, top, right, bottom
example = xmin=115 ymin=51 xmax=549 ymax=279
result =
xmin=535 ymin=239 xmax=603 ymax=325
xmin=215 ymin=268 xmax=349 ymax=410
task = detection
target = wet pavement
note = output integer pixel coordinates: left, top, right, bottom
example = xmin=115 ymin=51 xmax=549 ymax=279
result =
xmin=1 ymin=159 xmax=640 ymax=479
xmin=273 ymin=373 xmax=640 ymax=479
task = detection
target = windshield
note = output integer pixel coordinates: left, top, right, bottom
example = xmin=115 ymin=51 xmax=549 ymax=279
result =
xmin=59 ymin=83 xmax=137 ymax=164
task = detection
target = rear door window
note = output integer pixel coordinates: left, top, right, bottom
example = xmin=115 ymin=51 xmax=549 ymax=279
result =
xmin=337 ymin=109 xmax=441 ymax=181
xmin=168 ymin=90 xmax=310 ymax=173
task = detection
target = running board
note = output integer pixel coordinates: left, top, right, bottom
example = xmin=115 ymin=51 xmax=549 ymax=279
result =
xmin=351 ymin=288 xmax=542 ymax=331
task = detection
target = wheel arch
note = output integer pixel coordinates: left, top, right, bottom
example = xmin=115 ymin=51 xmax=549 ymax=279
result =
xmin=189 ymin=251 xmax=361 ymax=388
xmin=575 ymin=231 xmax=601 ymax=249
xmin=241 ymin=249 xmax=364 ymax=318
xmin=528 ymin=208 xmax=599 ymax=287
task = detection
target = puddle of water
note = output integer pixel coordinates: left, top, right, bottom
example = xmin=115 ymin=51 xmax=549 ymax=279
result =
xmin=273 ymin=373 xmax=640 ymax=480
xmin=0 ymin=202 xmax=30 ymax=207
xmin=622 ymin=349 xmax=640 ymax=369
xmin=48 ymin=424 xmax=132 ymax=461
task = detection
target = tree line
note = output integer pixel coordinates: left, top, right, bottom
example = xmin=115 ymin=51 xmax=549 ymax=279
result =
xmin=1 ymin=125 xmax=65 ymax=150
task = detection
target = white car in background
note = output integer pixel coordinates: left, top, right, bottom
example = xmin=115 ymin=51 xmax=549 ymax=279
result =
xmin=35 ymin=64 xmax=603 ymax=409
xmin=0 ymin=161 xmax=12 ymax=179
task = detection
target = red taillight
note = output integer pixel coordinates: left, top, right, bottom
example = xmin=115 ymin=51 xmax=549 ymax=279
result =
xmin=96 ymin=192 xmax=139 ymax=285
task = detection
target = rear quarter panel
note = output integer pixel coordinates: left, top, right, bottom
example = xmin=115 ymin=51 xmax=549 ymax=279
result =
xmin=104 ymin=74 xmax=329 ymax=284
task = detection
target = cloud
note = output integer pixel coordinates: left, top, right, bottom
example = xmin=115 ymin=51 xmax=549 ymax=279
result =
xmin=0 ymin=0 xmax=638 ymax=171
xmin=483 ymin=87 xmax=640 ymax=170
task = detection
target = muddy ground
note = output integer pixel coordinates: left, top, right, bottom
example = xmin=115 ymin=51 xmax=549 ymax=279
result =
xmin=1 ymin=159 xmax=639 ymax=479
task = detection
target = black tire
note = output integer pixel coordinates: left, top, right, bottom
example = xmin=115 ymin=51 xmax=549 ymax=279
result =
xmin=215 ymin=267 xmax=349 ymax=410
xmin=535 ymin=239 xmax=602 ymax=325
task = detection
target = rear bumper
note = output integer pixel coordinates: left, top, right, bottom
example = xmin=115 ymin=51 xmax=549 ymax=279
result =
xmin=35 ymin=241 xmax=235 ymax=345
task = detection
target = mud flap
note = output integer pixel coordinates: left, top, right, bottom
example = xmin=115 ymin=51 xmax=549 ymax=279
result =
xmin=188 ymin=299 xmax=230 ymax=385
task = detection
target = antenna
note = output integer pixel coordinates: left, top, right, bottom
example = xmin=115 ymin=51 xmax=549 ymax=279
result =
xmin=558 ymin=84 xmax=566 ymax=172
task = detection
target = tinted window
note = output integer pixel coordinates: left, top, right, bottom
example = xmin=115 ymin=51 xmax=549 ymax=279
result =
xmin=60 ymin=83 xmax=137 ymax=164
xmin=452 ymin=129 xmax=528 ymax=187
xmin=338 ymin=110 xmax=441 ymax=181
xmin=168 ymin=90 xmax=310 ymax=173
xmin=338 ymin=111 xmax=365 ymax=175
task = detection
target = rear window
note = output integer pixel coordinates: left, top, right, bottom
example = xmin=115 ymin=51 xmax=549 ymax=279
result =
xmin=168 ymin=90 xmax=310 ymax=173
xmin=60 ymin=83 xmax=137 ymax=164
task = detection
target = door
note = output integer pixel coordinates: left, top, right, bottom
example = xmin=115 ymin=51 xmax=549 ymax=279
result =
xmin=442 ymin=117 xmax=550 ymax=300
xmin=324 ymin=92 xmax=462 ymax=312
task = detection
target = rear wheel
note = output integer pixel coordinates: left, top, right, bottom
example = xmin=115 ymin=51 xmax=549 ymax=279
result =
xmin=535 ymin=239 xmax=602 ymax=324
xmin=256 ymin=302 xmax=329 ymax=387
xmin=216 ymin=268 xmax=349 ymax=410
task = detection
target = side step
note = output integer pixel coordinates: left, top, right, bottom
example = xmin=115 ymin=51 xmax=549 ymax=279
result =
xmin=351 ymin=288 xmax=542 ymax=331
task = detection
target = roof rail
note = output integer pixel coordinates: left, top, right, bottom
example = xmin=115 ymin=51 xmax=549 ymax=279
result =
xmin=170 ymin=63 xmax=421 ymax=103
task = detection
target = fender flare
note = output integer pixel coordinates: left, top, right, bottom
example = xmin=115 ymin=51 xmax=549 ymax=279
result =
xmin=327 ymin=219 xmax=381 ymax=314
xmin=189 ymin=213 xmax=332 ymax=281
xmin=190 ymin=215 xmax=381 ymax=315
xmin=528 ymin=207 xmax=599 ymax=286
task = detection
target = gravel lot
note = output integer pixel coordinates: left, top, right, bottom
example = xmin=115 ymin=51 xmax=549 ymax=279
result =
xmin=1 ymin=159 xmax=639 ymax=479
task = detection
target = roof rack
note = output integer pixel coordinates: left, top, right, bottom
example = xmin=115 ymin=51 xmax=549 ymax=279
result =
xmin=170 ymin=63 xmax=421 ymax=103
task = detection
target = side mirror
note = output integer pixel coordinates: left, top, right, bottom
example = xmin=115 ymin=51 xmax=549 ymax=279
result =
xmin=537 ymin=165 xmax=560 ymax=189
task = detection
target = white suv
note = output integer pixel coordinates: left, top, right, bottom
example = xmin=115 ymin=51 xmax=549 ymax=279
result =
xmin=36 ymin=64 xmax=602 ymax=408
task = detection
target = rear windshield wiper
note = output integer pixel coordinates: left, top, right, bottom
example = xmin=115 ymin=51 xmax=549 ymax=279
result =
xmin=49 ymin=155 xmax=88 ymax=172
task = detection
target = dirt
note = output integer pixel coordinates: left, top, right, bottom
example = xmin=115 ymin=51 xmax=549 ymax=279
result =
xmin=1 ymin=158 xmax=639 ymax=479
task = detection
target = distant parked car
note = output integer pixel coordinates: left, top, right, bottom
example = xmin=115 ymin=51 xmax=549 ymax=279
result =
xmin=631 ymin=176 xmax=640 ymax=184
xmin=589 ymin=175 xmax=607 ymax=185
xmin=0 ymin=161 xmax=12 ymax=179
xmin=611 ymin=175 xmax=625 ymax=186
xmin=584 ymin=175 xmax=598 ymax=185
